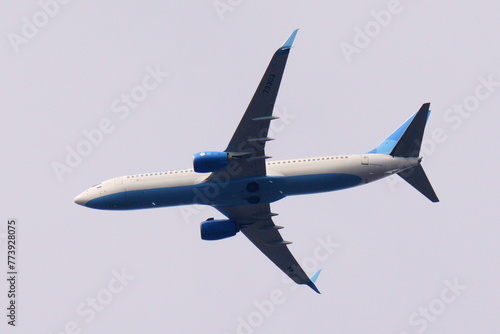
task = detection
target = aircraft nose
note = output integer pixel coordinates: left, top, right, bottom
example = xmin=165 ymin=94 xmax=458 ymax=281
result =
xmin=74 ymin=191 xmax=89 ymax=206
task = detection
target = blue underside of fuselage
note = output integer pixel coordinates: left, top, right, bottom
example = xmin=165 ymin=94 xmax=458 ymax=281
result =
xmin=85 ymin=173 xmax=362 ymax=210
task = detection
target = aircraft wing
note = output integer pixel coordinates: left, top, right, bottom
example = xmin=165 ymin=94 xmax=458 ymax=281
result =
xmin=216 ymin=203 xmax=320 ymax=293
xmin=209 ymin=31 xmax=319 ymax=292
xmin=210 ymin=29 xmax=299 ymax=180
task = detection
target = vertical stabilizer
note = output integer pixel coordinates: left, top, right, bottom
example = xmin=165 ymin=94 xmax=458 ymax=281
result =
xmin=368 ymin=103 xmax=431 ymax=156
xmin=390 ymin=103 xmax=430 ymax=158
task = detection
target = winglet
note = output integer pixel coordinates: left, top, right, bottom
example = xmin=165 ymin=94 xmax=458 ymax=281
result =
xmin=305 ymin=269 xmax=322 ymax=294
xmin=310 ymin=269 xmax=322 ymax=283
xmin=280 ymin=29 xmax=299 ymax=51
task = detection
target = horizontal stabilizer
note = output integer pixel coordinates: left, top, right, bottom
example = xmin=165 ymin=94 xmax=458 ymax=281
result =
xmin=398 ymin=164 xmax=439 ymax=202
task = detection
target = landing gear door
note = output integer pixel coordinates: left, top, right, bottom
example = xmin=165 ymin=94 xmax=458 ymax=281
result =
xmin=361 ymin=155 xmax=369 ymax=165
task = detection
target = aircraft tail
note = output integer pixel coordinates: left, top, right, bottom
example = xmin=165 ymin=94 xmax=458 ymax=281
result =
xmin=368 ymin=103 xmax=430 ymax=156
xmin=368 ymin=103 xmax=439 ymax=202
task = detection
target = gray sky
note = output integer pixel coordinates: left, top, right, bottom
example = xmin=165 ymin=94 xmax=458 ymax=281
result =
xmin=1 ymin=1 xmax=499 ymax=333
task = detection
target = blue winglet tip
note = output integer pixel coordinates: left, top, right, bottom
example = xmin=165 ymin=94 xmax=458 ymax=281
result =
xmin=280 ymin=29 xmax=299 ymax=50
xmin=310 ymin=269 xmax=322 ymax=283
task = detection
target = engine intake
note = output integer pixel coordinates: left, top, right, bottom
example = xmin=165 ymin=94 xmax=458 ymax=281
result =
xmin=201 ymin=219 xmax=238 ymax=240
xmin=193 ymin=151 xmax=230 ymax=173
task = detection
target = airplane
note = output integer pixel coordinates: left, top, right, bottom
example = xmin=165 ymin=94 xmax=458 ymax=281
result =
xmin=74 ymin=29 xmax=439 ymax=293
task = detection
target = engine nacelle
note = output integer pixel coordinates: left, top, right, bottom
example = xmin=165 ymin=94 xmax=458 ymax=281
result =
xmin=193 ymin=151 xmax=230 ymax=173
xmin=201 ymin=219 xmax=238 ymax=241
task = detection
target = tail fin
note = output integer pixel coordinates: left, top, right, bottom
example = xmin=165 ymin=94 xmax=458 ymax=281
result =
xmin=369 ymin=103 xmax=439 ymax=202
xmin=368 ymin=103 xmax=431 ymax=156
xmin=390 ymin=103 xmax=430 ymax=157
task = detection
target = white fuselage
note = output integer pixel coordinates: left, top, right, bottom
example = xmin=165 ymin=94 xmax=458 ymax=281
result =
xmin=74 ymin=154 xmax=419 ymax=210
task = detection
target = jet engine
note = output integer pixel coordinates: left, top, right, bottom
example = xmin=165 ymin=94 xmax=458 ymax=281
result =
xmin=193 ymin=151 xmax=230 ymax=173
xmin=200 ymin=218 xmax=238 ymax=240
